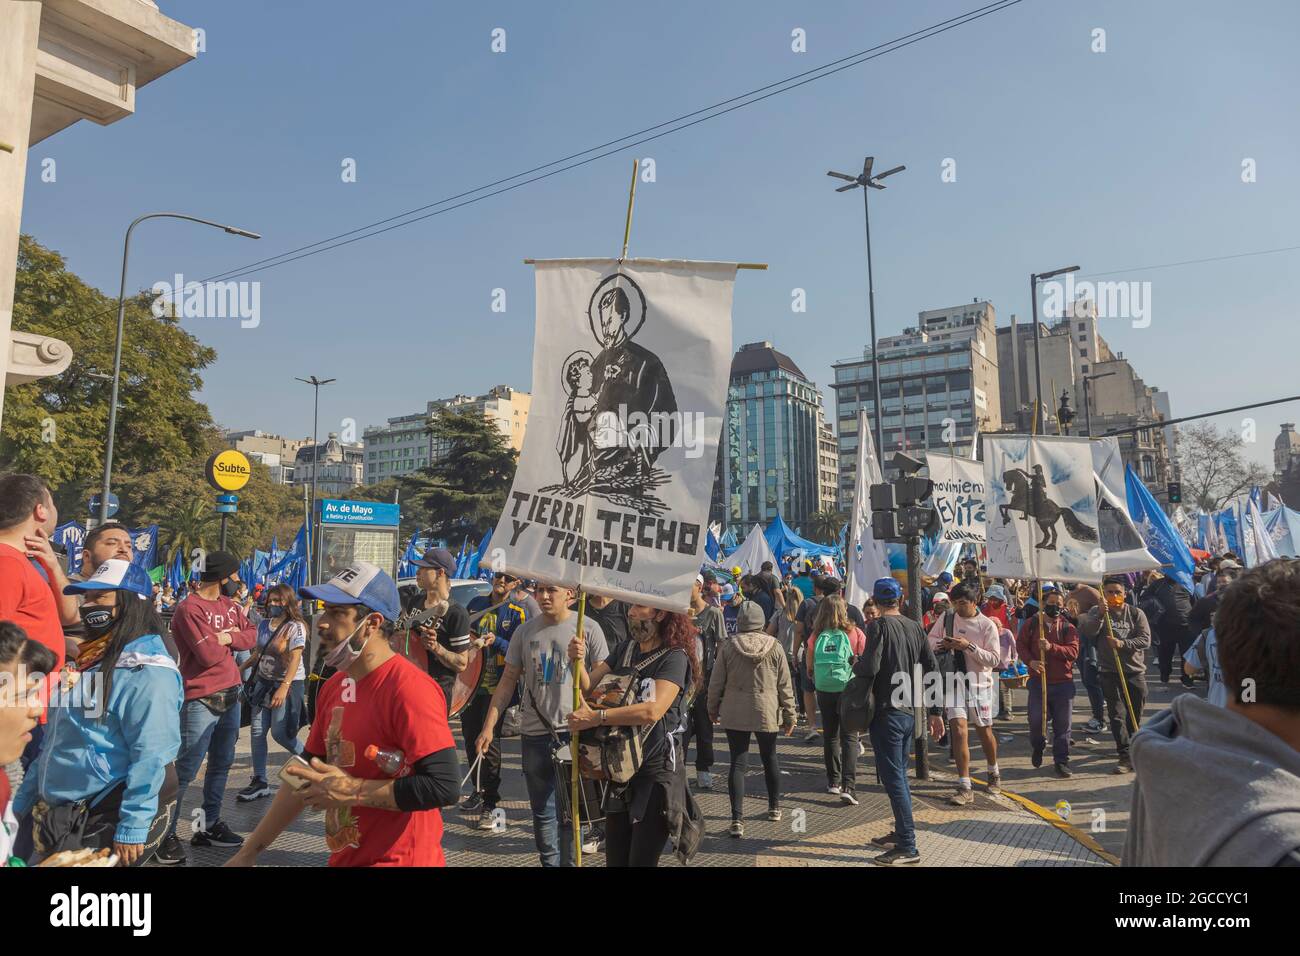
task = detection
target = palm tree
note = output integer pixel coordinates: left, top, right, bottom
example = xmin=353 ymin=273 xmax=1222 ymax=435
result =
xmin=162 ymin=497 xmax=214 ymax=568
xmin=807 ymin=508 xmax=847 ymax=545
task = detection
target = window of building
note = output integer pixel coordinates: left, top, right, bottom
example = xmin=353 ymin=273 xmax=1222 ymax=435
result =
xmin=1077 ymin=322 xmax=1086 ymax=331
xmin=1081 ymin=363 xmax=1089 ymax=373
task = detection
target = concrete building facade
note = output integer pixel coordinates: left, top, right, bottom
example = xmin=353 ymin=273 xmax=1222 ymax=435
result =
xmin=363 ymin=412 xmax=431 ymax=485
xmin=294 ymin=433 xmax=364 ymax=497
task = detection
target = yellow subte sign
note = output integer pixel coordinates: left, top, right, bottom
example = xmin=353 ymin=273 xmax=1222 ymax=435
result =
xmin=205 ymin=449 xmax=252 ymax=491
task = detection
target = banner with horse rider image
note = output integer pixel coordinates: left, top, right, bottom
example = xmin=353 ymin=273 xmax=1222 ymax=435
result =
xmin=983 ymin=435 xmax=1101 ymax=584
xmin=923 ymin=450 xmax=987 ymax=544
xmin=491 ymin=258 xmax=735 ymax=612
xmin=1090 ymin=436 xmax=1161 ymax=576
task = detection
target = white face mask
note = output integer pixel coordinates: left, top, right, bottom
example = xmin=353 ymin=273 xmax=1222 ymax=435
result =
xmin=324 ymin=615 xmax=373 ymax=670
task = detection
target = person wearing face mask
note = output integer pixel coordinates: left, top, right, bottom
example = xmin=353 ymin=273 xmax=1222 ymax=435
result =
xmin=1 ymin=623 xmax=58 ymax=866
xmin=1078 ymin=576 xmax=1151 ymax=774
xmin=13 ymin=560 xmax=183 ymax=866
xmin=1015 ymin=586 xmax=1080 ymax=777
xmin=226 ymin=562 xmax=461 ymax=868
xmin=236 ymin=583 xmax=309 ymax=803
xmin=568 ymin=604 xmax=700 ymax=867
xmin=157 ymin=550 xmax=257 ymax=864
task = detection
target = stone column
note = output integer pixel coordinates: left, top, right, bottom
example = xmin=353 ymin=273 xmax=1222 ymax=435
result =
xmin=0 ymin=1 xmax=43 ymax=431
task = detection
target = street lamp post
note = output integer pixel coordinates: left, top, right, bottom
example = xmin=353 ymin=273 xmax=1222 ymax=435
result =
xmin=828 ymin=157 xmax=905 ymax=470
xmin=296 ymin=375 xmax=335 ymax=584
xmin=1028 ymin=265 xmax=1079 ymax=435
xmin=100 ymin=214 xmax=259 ymax=525
xmin=1081 ymin=370 xmax=1117 ymax=438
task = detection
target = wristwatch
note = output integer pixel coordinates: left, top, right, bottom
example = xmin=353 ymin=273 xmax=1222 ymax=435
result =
xmin=598 ymin=709 xmax=607 ymax=725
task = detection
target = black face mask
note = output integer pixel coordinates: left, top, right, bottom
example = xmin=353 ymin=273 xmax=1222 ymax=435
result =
xmin=221 ymin=579 xmax=241 ymax=599
xmin=79 ymin=605 xmax=117 ymax=638
xmin=1043 ymin=605 xmax=1062 ymax=618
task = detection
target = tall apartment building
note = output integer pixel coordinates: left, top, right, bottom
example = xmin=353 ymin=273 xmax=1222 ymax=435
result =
xmin=817 ymin=417 xmax=839 ymax=515
xmin=428 ymin=385 xmax=531 ymax=459
xmin=709 ymin=342 xmax=827 ymax=536
xmin=363 ymin=413 xmax=431 ymax=485
xmin=997 ymin=297 xmax=1174 ymax=492
xmin=832 ymin=300 xmax=1001 ymax=510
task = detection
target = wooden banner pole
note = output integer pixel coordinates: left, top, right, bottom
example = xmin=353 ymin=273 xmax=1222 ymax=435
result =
xmin=572 ymin=590 xmax=586 ymax=867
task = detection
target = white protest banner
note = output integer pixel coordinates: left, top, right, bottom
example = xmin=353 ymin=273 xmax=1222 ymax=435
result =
xmin=924 ymin=451 xmax=987 ymax=544
xmin=1091 ymin=436 xmax=1160 ymax=575
xmin=491 ymin=259 xmax=735 ymax=612
xmin=846 ymin=409 xmax=891 ymax=608
xmin=983 ymin=435 xmax=1101 ymax=584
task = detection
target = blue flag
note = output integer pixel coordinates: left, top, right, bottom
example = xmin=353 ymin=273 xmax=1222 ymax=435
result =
xmin=468 ymin=529 xmax=493 ymax=579
xmin=704 ymin=528 xmax=720 ymax=562
xmin=167 ymin=548 xmax=186 ymax=591
xmin=1125 ymin=465 xmax=1195 ymax=593
xmin=51 ymin=521 xmax=86 ymax=575
xmin=129 ymin=525 xmax=158 ymax=572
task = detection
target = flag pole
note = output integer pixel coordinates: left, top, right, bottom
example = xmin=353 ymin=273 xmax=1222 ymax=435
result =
xmin=1028 ymin=415 xmax=1048 ymax=742
xmin=572 ymin=590 xmax=587 ymax=867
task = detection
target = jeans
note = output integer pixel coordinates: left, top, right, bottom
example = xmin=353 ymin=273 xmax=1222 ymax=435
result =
xmin=520 ymin=733 xmax=574 ymax=868
xmin=606 ymin=784 xmax=669 ymax=867
xmin=816 ymin=690 xmax=857 ymax=793
xmin=1100 ymin=670 xmax=1147 ymax=759
xmin=725 ymin=729 xmax=780 ymax=819
xmin=169 ymin=694 xmax=242 ymax=837
xmin=868 ymin=709 xmax=916 ymax=854
xmin=681 ymin=691 xmax=714 ymax=773
xmin=1027 ymin=679 xmax=1075 ymax=765
xmin=459 ymin=693 xmax=503 ymax=807
xmin=1079 ymin=658 xmax=1104 ymax=722
xmin=249 ymin=680 xmax=305 ymax=782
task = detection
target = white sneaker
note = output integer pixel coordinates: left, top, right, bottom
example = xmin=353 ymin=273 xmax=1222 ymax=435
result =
xmin=827 ymin=785 xmax=842 ymax=795
xmin=696 ymin=771 xmax=713 ymax=790
xmin=858 ymin=740 xmax=867 ymax=758
xmin=841 ymin=792 xmax=860 ymax=807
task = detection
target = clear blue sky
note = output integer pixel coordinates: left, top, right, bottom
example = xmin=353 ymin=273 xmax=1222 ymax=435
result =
xmin=21 ymin=0 xmax=1299 ymax=468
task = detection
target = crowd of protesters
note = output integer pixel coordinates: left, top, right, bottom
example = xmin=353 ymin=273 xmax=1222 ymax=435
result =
xmin=3 ymin=470 xmax=1297 ymax=868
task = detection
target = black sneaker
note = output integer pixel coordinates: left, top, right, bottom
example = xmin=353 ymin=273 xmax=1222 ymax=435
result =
xmin=1031 ymin=746 xmax=1044 ymax=769
xmin=1055 ymin=762 xmax=1073 ymax=778
xmin=872 ymin=847 xmax=921 ymax=866
xmin=236 ymin=778 xmax=273 ymax=802
xmin=459 ymin=792 xmax=485 ymax=815
xmin=154 ymin=833 xmax=187 ymax=866
xmin=870 ymin=832 xmax=899 ymax=849
xmin=1180 ymin=674 xmax=1195 ymax=688
xmin=191 ymin=820 xmax=243 ymax=848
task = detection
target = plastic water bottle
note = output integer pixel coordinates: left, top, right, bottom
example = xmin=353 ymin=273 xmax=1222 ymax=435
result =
xmin=364 ymin=744 xmax=409 ymax=777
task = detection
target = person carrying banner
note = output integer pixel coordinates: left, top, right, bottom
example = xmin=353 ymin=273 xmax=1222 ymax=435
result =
xmin=567 ymin=604 xmax=698 ymax=867
xmin=1015 ymin=587 xmax=1079 ymax=777
xmin=226 ymin=562 xmax=461 ymax=868
xmin=1079 ymin=576 xmax=1151 ymax=774
xmin=929 ymin=583 xmax=1004 ymax=801
xmin=474 ymin=582 xmax=608 ymax=867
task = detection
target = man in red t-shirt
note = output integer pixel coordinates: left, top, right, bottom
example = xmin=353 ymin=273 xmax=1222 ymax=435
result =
xmin=226 ymin=562 xmax=460 ymax=868
xmin=0 ymin=474 xmax=67 ymax=671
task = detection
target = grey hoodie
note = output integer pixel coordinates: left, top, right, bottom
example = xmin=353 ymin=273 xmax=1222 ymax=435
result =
xmin=1123 ymin=694 xmax=1300 ymax=866
xmin=707 ymin=630 xmax=796 ymax=733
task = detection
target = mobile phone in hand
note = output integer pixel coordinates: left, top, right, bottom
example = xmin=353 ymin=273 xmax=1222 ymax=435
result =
xmin=278 ymin=754 xmax=313 ymax=792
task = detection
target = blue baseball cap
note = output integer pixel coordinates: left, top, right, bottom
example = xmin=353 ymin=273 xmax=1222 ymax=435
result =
xmin=937 ymin=572 xmax=953 ymax=585
xmin=64 ymin=558 xmax=152 ymax=601
xmin=873 ymin=577 xmax=902 ymax=600
xmin=300 ymin=561 xmax=401 ymax=622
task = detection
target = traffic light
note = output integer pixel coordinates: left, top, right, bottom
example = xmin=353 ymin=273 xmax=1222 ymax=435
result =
xmin=1167 ymin=481 xmax=1182 ymax=504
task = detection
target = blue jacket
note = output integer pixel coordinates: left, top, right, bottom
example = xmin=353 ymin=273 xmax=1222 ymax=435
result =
xmin=15 ymin=634 xmax=183 ymax=845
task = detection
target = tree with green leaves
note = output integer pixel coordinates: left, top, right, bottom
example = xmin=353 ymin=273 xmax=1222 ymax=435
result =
xmin=807 ymin=507 xmax=848 ymax=546
xmin=1 ymin=235 xmax=217 ymax=516
xmin=347 ymin=407 xmax=517 ymax=542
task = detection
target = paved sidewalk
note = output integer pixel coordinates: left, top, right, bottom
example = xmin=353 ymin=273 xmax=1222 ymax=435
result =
xmin=180 ymin=706 xmax=1119 ymax=867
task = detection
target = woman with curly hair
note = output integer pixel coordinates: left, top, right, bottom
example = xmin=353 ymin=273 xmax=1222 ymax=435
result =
xmin=569 ymin=604 xmax=699 ymax=866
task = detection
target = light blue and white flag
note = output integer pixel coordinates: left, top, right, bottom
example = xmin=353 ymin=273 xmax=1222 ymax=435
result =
xmin=847 ymin=409 xmax=892 ymax=606
xmin=1125 ymin=465 xmax=1195 ymax=593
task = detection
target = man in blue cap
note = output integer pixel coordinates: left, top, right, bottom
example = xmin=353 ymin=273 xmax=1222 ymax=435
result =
xmin=853 ymin=577 xmax=942 ymax=865
xmin=400 ymin=547 xmax=475 ymax=715
xmin=228 ymin=561 xmax=460 ymax=867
